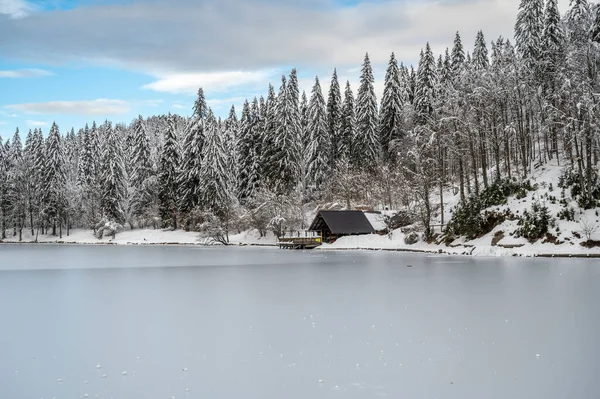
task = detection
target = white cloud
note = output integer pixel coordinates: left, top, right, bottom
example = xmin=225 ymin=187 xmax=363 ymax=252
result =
xmin=0 ymin=0 xmax=567 ymax=74
xmin=0 ymin=120 xmax=6 ymax=125
xmin=143 ymin=70 xmax=274 ymax=95
xmin=26 ymin=120 xmax=48 ymax=127
xmin=0 ymin=68 xmax=53 ymax=78
xmin=172 ymin=103 xmax=186 ymax=110
xmin=7 ymin=99 xmax=130 ymax=115
xmin=0 ymin=0 xmax=34 ymax=18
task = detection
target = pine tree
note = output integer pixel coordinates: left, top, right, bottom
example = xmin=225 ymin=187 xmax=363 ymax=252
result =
xmin=100 ymin=123 xmax=126 ymax=223
xmin=354 ymin=53 xmax=380 ymax=169
xmin=339 ymin=81 xmax=356 ymax=161
xmin=515 ymin=0 xmax=544 ymax=68
xmin=379 ymin=52 xmax=404 ymax=163
xmin=158 ymin=115 xmax=181 ymax=228
xmin=327 ymin=68 xmax=343 ymax=166
xmin=473 ymin=30 xmax=490 ymax=69
xmin=305 ymin=76 xmax=330 ymax=192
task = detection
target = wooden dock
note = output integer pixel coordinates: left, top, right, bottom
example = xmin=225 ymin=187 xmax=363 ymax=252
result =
xmin=277 ymin=235 xmax=322 ymax=250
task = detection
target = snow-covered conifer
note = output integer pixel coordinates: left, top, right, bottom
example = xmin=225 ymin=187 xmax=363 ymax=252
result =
xmin=414 ymin=43 xmax=437 ymax=124
xmin=305 ymin=76 xmax=330 ymax=192
xmin=354 ymin=53 xmax=380 ymax=169
xmin=379 ymin=52 xmax=404 ymax=163
xmin=327 ymin=68 xmax=343 ymax=165
xmin=158 ymin=114 xmax=181 ymax=228
xmin=473 ymin=30 xmax=490 ymax=69
xmin=100 ymin=123 xmax=126 ymax=223
xmin=515 ymin=0 xmax=544 ymax=67
xmin=339 ymin=81 xmax=356 ymax=161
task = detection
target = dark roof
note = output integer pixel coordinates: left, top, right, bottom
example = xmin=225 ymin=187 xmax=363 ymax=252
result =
xmin=309 ymin=210 xmax=375 ymax=235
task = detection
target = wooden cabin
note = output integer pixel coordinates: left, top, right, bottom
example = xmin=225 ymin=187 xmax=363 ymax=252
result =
xmin=308 ymin=210 xmax=375 ymax=243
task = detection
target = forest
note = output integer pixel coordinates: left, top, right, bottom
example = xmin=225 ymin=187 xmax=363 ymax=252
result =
xmin=1 ymin=0 xmax=600 ymax=243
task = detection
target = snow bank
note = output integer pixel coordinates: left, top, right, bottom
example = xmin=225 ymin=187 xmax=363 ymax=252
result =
xmin=1 ymin=228 xmax=279 ymax=247
xmin=1 ymin=228 xmax=201 ymax=245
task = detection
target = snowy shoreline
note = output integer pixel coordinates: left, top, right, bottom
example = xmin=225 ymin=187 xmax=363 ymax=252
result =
xmin=2 ymin=228 xmax=600 ymax=258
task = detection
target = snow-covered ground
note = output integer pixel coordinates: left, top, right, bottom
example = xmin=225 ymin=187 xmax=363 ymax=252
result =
xmin=321 ymin=160 xmax=600 ymax=257
xmin=0 ymin=228 xmax=278 ymax=247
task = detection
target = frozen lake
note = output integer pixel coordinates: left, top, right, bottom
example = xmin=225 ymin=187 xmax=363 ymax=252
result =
xmin=1 ymin=245 xmax=599 ymax=399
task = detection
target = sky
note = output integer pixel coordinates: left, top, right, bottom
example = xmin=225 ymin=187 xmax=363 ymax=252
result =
xmin=0 ymin=0 xmax=572 ymax=138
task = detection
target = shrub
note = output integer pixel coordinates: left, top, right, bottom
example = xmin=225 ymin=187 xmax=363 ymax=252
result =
xmin=557 ymin=206 xmax=575 ymax=221
xmin=515 ymin=202 xmax=554 ymax=242
xmin=445 ymin=178 xmax=530 ymax=240
xmin=558 ymin=168 xmax=600 ymax=209
xmin=404 ymin=232 xmax=420 ymax=245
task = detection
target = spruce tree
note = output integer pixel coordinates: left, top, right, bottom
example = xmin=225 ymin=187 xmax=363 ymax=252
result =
xmin=354 ymin=53 xmax=380 ymax=169
xmin=224 ymin=105 xmax=239 ymax=177
xmin=408 ymin=66 xmax=417 ymax=104
xmin=199 ymin=119 xmax=232 ymax=219
xmin=130 ymin=116 xmax=153 ymax=189
xmin=129 ymin=116 xmax=154 ymax=219
xmin=543 ymin=0 xmax=564 ymax=51
xmin=566 ymin=0 xmax=590 ymax=23
xmin=179 ymin=89 xmax=207 ymax=214
xmin=268 ymin=71 xmax=301 ymax=194
xmin=261 ymin=83 xmax=278 ymax=180
xmin=158 ymin=115 xmax=181 ymax=228
xmin=592 ymin=4 xmax=600 ymax=43
xmin=339 ymin=81 xmax=356 ymax=162
xmin=451 ymin=32 xmax=466 ymax=78
xmin=515 ymin=0 xmax=544 ymax=68
xmin=300 ymin=90 xmax=310 ymax=156
xmin=379 ymin=52 xmax=404 ymax=163
xmin=415 ymin=43 xmax=437 ymax=124
xmin=100 ymin=123 xmax=126 ymax=223
xmin=327 ymin=68 xmax=343 ymax=166
xmin=43 ymin=122 xmax=66 ymax=236
xmin=473 ymin=30 xmax=490 ymax=69
xmin=305 ymin=76 xmax=330 ymax=192
xmin=0 ymin=136 xmax=7 ymax=239
xmin=237 ymin=99 xmax=261 ymax=202
xmin=8 ymin=129 xmax=24 ymax=238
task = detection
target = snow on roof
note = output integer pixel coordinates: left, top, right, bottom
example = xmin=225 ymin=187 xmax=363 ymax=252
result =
xmin=364 ymin=212 xmax=387 ymax=232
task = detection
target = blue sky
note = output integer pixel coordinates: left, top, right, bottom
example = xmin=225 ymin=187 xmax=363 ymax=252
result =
xmin=0 ymin=0 xmax=565 ymax=138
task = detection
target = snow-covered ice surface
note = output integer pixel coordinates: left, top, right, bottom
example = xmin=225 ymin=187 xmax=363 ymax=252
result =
xmin=1 ymin=245 xmax=599 ymax=399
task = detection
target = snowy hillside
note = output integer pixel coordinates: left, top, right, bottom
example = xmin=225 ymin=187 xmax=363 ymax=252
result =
xmin=321 ymin=160 xmax=600 ymax=257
